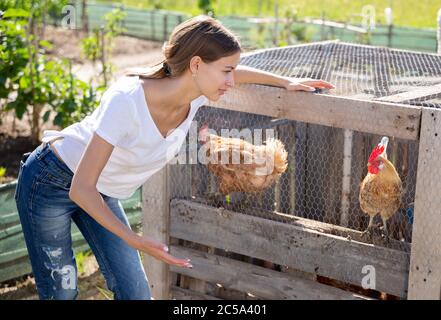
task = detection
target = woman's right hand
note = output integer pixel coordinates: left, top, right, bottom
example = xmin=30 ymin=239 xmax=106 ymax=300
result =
xmin=130 ymin=234 xmax=192 ymax=268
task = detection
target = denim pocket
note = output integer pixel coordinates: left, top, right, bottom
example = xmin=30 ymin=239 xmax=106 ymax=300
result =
xmin=36 ymin=170 xmax=72 ymax=191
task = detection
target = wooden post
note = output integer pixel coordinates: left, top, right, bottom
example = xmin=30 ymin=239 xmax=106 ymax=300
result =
xmin=320 ymin=11 xmax=326 ymax=41
xmin=437 ymin=8 xmax=441 ymax=54
xmin=151 ymin=10 xmax=155 ymax=40
xmin=142 ymin=165 xmax=171 ymax=300
xmin=81 ymin=0 xmax=89 ymax=33
xmin=163 ymin=14 xmax=168 ymax=41
xmin=387 ymin=24 xmax=393 ymax=48
xmin=339 ymin=129 xmax=353 ymax=227
xmin=273 ymin=3 xmax=279 ymax=46
xmin=408 ymin=107 xmax=441 ymax=299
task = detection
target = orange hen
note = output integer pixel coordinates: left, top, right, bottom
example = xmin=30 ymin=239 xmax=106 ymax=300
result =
xmin=199 ymin=125 xmax=288 ymax=195
xmin=359 ymin=137 xmax=403 ymax=240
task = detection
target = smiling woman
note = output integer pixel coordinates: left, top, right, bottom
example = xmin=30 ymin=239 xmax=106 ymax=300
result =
xmin=14 ymin=14 xmax=334 ymax=300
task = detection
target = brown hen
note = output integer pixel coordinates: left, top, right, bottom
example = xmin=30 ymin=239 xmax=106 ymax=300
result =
xmin=199 ymin=125 xmax=288 ymax=195
xmin=359 ymin=137 xmax=403 ymax=240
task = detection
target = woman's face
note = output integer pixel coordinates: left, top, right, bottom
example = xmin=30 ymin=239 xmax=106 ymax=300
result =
xmin=195 ymin=51 xmax=241 ymax=101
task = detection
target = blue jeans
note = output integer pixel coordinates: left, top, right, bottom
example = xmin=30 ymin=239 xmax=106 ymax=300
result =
xmin=14 ymin=142 xmax=151 ymax=300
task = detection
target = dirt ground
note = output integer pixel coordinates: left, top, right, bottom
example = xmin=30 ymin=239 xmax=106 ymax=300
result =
xmin=0 ymin=25 xmax=164 ymax=184
xmin=0 ymin=254 xmax=110 ymax=300
xmin=0 ymin=25 xmax=163 ymax=299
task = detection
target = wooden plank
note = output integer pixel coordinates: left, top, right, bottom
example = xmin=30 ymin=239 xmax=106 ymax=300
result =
xmin=377 ymin=84 xmax=441 ymax=103
xmin=170 ymin=245 xmax=371 ymax=300
xmin=168 ymin=149 xmax=194 ymax=292
xmin=208 ymin=84 xmax=421 ymax=141
xmin=408 ymin=108 xmax=441 ymax=299
xmin=170 ymin=140 xmax=213 ymax=294
xmin=176 ymin=195 xmax=411 ymax=253
xmin=141 ymin=165 xmax=171 ymax=300
xmin=170 ymin=199 xmax=409 ymax=298
xmin=170 ymin=286 xmax=221 ymax=300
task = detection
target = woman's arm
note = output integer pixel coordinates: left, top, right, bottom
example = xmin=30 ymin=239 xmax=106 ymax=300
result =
xmin=69 ymin=133 xmax=192 ymax=268
xmin=234 ymin=64 xmax=335 ymax=91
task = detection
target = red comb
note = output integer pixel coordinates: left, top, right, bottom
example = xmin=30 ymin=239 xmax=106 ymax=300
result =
xmin=368 ymin=145 xmax=384 ymax=163
xmin=198 ymin=123 xmax=209 ymax=143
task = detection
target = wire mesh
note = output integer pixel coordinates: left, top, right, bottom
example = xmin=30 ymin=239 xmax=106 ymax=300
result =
xmin=170 ymin=108 xmax=417 ymax=253
xmin=240 ymin=41 xmax=441 ymax=108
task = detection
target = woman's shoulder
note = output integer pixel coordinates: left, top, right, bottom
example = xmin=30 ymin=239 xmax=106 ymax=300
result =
xmin=108 ymin=75 xmax=142 ymax=95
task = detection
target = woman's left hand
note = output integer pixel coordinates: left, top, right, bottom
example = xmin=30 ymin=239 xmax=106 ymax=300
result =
xmin=284 ymin=78 xmax=335 ymax=92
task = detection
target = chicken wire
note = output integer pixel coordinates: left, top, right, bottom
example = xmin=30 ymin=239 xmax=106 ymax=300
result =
xmin=170 ymin=109 xmax=417 ymax=252
xmin=168 ymin=41 xmax=437 ymax=260
xmin=241 ymin=41 xmax=441 ymax=108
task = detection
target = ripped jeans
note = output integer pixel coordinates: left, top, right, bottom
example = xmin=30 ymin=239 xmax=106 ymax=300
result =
xmin=14 ymin=142 xmax=151 ymax=300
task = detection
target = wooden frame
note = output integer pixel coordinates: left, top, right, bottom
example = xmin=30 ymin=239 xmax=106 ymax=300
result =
xmin=142 ymin=75 xmax=441 ymax=300
xmin=170 ymin=199 xmax=408 ymax=298
xmin=141 ymin=166 xmax=171 ymax=299
xmin=408 ymin=108 xmax=441 ymax=299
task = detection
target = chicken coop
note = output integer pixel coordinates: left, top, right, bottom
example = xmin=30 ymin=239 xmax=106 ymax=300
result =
xmin=141 ymin=40 xmax=441 ymax=300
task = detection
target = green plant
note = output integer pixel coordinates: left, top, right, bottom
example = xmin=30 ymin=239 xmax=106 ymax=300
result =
xmin=1 ymin=7 xmax=103 ymax=143
xmin=75 ymin=250 xmax=93 ymax=275
xmin=0 ymin=10 xmax=28 ymax=103
xmin=276 ymin=5 xmax=312 ymax=47
xmin=81 ymin=7 xmax=126 ymax=87
xmin=0 ymin=167 xmax=6 ymax=178
xmin=291 ymin=25 xmax=312 ymax=43
xmin=249 ymin=24 xmax=269 ymax=49
xmin=198 ymin=0 xmax=215 ymax=16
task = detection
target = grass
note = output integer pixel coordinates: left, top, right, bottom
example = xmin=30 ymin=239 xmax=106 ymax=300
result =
xmin=75 ymin=250 xmax=93 ymax=275
xmin=95 ymin=0 xmax=440 ymax=29
xmin=0 ymin=167 xmax=6 ymax=178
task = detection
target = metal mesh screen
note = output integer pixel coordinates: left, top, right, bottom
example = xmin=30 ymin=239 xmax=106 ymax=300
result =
xmin=240 ymin=41 xmax=441 ymax=109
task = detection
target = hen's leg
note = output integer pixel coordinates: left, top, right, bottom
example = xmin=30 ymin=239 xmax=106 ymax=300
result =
xmin=380 ymin=216 xmax=389 ymax=242
xmin=361 ymin=215 xmax=375 ymax=240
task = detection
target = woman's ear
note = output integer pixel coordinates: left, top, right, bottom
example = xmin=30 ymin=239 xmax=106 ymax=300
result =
xmin=189 ymin=56 xmax=202 ymax=74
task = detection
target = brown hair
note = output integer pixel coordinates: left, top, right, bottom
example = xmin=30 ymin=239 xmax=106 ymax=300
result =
xmin=126 ymin=15 xmax=242 ymax=79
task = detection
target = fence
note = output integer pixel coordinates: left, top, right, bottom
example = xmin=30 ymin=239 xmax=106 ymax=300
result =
xmin=62 ymin=1 xmax=438 ymax=52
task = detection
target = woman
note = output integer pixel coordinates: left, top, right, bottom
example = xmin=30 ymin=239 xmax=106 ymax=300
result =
xmin=14 ymin=15 xmax=334 ymax=300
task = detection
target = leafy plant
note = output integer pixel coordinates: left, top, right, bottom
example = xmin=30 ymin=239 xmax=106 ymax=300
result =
xmin=277 ymin=6 xmax=313 ymax=47
xmin=1 ymin=7 xmax=103 ymax=143
xmin=75 ymin=250 xmax=93 ymax=275
xmin=0 ymin=167 xmax=6 ymax=178
xmin=198 ymin=0 xmax=215 ymax=16
xmin=81 ymin=7 xmax=126 ymax=87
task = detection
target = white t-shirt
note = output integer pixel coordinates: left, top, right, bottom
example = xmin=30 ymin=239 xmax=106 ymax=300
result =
xmin=42 ymin=75 xmax=208 ymax=199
